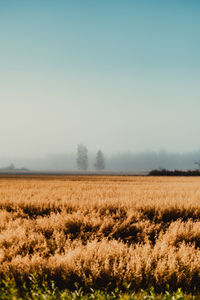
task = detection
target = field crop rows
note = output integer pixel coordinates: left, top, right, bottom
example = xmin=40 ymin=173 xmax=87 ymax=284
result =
xmin=0 ymin=176 xmax=200 ymax=294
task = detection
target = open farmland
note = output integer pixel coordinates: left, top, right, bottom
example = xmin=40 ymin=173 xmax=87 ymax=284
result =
xmin=1 ymin=175 xmax=200 ymax=297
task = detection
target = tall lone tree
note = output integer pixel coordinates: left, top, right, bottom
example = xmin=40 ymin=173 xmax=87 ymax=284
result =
xmin=76 ymin=144 xmax=88 ymax=171
xmin=94 ymin=150 xmax=105 ymax=171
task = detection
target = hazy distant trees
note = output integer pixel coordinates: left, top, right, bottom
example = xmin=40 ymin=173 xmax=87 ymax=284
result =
xmin=76 ymin=144 xmax=88 ymax=171
xmin=94 ymin=150 xmax=105 ymax=171
xmin=194 ymin=160 xmax=200 ymax=169
xmin=8 ymin=163 xmax=15 ymax=170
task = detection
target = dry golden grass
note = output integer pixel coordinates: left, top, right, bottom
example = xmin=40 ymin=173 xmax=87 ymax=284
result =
xmin=0 ymin=175 xmax=200 ymax=291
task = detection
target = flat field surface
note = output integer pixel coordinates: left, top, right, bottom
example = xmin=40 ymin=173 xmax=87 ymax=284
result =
xmin=1 ymin=175 xmax=200 ymax=292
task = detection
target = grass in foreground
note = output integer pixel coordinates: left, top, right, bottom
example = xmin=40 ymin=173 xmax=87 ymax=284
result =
xmin=0 ymin=274 xmax=196 ymax=299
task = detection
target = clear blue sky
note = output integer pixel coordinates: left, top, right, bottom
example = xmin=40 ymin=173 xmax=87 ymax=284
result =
xmin=0 ymin=0 xmax=200 ymax=157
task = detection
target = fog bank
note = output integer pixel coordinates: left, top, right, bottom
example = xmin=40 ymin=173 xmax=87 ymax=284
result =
xmin=0 ymin=150 xmax=200 ymax=172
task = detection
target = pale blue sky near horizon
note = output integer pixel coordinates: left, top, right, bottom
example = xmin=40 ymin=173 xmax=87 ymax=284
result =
xmin=0 ymin=0 xmax=200 ymax=157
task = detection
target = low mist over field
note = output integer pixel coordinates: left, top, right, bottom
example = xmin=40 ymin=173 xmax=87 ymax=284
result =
xmin=1 ymin=149 xmax=200 ymax=172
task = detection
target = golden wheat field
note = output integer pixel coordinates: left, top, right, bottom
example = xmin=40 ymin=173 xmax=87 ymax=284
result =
xmin=1 ymin=175 xmax=200 ymax=291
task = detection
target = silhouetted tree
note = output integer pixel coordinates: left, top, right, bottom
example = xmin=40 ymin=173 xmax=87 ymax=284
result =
xmin=76 ymin=144 xmax=88 ymax=171
xmin=94 ymin=150 xmax=105 ymax=171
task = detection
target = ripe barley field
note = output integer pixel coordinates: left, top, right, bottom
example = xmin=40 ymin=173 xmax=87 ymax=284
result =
xmin=1 ymin=175 xmax=200 ymax=296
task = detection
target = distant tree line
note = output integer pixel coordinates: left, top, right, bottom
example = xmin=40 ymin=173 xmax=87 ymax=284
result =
xmin=149 ymin=169 xmax=200 ymax=176
xmin=76 ymin=144 xmax=105 ymax=171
